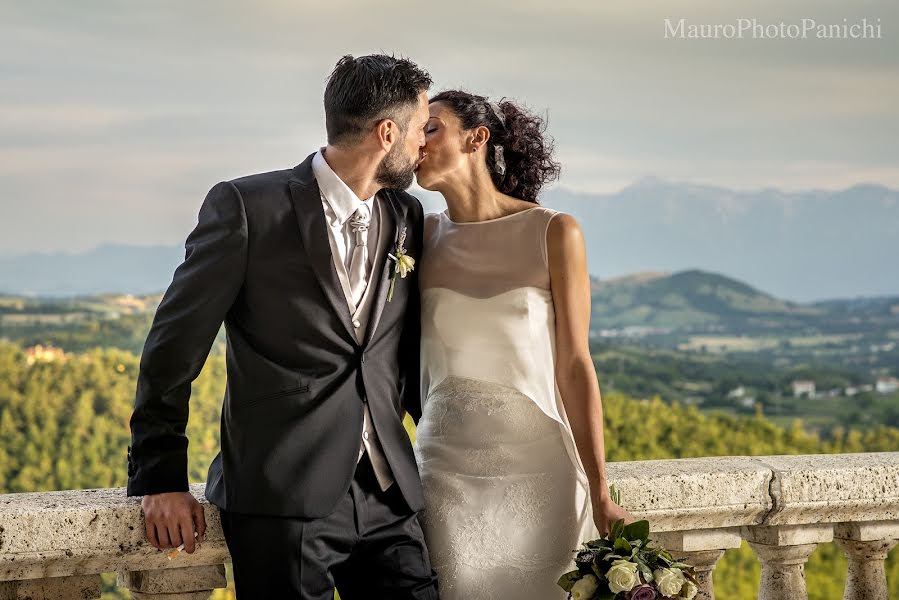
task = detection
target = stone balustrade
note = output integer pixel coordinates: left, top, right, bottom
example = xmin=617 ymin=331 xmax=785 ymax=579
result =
xmin=0 ymin=451 xmax=896 ymax=599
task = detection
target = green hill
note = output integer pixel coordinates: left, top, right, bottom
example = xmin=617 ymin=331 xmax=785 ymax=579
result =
xmin=592 ymin=269 xmax=820 ymax=331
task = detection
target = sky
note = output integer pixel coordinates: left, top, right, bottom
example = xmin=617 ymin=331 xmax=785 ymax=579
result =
xmin=1 ymin=0 xmax=897 ymax=255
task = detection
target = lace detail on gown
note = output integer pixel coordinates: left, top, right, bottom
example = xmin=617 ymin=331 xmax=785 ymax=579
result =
xmin=414 ymin=377 xmax=581 ymax=600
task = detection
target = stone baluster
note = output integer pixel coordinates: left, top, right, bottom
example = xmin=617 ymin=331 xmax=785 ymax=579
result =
xmin=742 ymin=523 xmax=833 ymax=600
xmin=833 ymin=520 xmax=899 ymax=600
xmin=650 ymin=528 xmax=742 ymax=600
xmin=117 ymin=564 xmax=227 ymax=599
xmin=0 ymin=574 xmax=101 ymax=599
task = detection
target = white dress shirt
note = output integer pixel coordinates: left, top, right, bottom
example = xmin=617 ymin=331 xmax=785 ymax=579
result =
xmin=311 ymin=148 xmax=395 ymax=491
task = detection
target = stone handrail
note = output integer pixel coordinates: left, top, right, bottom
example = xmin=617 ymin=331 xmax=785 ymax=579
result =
xmin=0 ymin=452 xmax=897 ymax=599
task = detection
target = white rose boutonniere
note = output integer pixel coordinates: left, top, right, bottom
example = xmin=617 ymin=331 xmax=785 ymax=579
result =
xmin=387 ymin=225 xmax=415 ymax=302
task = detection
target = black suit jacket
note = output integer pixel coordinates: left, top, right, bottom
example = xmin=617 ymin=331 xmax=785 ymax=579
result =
xmin=126 ymin=152 xmax=425 ymax=518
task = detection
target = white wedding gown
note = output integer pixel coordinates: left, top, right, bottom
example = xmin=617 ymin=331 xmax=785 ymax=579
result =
xmin=412 ymin=206 xmax=600 ymax=600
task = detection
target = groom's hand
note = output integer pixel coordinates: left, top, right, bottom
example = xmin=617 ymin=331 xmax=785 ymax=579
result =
xmin=141 ymin=492 xmax=206 ymax=553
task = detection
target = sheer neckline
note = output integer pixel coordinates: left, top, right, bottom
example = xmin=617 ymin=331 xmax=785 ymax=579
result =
xmin=439 ymin=206 xmax=543 ymax=225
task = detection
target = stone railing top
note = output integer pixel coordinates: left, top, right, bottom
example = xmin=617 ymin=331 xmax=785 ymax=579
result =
xmin=1 ymin=452 xmax=898 ymax=581
xmin=0 ymin=483 xmax=226 ymax=582
xmin=605 ymin=452 xmax=899 ymax=531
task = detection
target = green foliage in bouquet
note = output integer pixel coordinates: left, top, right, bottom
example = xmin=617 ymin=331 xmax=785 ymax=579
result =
xmin=557 ymin=485 xmax=699 ymax=600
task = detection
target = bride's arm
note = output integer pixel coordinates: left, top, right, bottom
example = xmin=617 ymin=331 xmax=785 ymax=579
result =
xmin=546 ymin=213 xmax=611 ymax=501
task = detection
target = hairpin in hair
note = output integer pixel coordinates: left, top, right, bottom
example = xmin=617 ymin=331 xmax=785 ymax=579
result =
xmin=493 ymin=145 xmax=506 ymax=176
xmin=488 ymin=101 xmax=506 ymax=129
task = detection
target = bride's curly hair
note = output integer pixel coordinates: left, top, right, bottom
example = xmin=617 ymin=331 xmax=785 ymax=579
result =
xmin=429 ymin=90 xmax=561 ymax=203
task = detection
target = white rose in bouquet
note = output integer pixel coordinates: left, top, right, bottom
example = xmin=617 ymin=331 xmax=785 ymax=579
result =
xmin=679 ymin=579 xmax=699 ymax=599
xmin=606 ymin=559 xmax=639 ymax=593
xmin=653 ymin=567 xmax=685 ymax=597
xmin=570 ymin=574 xmax=599 ymax=599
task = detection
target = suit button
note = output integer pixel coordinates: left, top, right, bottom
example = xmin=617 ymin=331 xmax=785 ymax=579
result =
xmin=360 ymin=352 xmax=366 ymax=363
xmin=353 ymin=319 xmax=361 ymax=328
xmin=363 ymin=431 xmax=370 ymax=440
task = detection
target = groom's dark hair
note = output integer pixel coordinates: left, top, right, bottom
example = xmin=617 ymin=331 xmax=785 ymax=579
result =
xmin=324 ymin=54 xmax=432 ymax=147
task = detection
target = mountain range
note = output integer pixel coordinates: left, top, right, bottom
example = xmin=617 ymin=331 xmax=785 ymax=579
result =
xmin=421 ymin=179 xmax=898 ymax=303
xmin=2 ymin=179 xmax=896 ymax=302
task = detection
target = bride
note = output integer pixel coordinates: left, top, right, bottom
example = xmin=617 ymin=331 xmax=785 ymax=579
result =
xmin=411 ymin=90 xmax=637 ymax=600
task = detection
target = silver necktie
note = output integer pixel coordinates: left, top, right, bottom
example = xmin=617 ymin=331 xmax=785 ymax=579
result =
xmin=347 ymin=202 xmax=371 ymax=306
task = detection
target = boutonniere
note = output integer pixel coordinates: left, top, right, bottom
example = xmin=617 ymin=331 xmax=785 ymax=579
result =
xmin=387 ymin=225 xmax=415 ymax=302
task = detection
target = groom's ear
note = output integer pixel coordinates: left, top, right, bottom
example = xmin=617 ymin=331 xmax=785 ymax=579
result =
xmin=375 ymin=118 xmax=399 ymax=151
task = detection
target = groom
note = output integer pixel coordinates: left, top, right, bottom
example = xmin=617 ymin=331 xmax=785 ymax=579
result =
xmin=126 ymin=54 xmax=438 ymax=599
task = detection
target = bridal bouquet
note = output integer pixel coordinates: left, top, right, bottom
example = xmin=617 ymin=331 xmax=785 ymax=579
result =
xmin=557 ymin=485 xmax=699 ymax=600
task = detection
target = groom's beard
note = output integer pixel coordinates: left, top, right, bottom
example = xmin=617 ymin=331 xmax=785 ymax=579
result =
xmin=375 ymin=142 xmax=417 ymax=191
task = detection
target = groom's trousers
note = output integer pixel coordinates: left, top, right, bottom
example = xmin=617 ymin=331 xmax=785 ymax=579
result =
xmin=219 ymin=452 xmax=440 ymax=600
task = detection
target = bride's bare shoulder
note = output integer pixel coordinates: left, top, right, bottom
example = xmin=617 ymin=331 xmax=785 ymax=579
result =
xmin=546 ymin=211 xmax=585 ymax=264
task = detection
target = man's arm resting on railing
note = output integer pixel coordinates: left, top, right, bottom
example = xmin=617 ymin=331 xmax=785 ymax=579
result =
xmin=127 ymin=181 xmax=248 ymax=552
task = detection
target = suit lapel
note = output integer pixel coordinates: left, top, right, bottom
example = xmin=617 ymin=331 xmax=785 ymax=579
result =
xmin=288 ymin=154 xmax=357 ymax=345
xmin=362 ymin=191 xmax=402 ymax=348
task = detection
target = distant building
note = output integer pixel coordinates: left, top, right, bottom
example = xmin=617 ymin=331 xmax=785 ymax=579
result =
xmin=727 ymin=385 xmax=746 ymax=398
xmin=24 ymin=344 xmax=68 ymax=366
xmin=791 ymin=380 xmax=816 ymax=398
xmin=876 ymin=376 xmax=899 ymax=394
xmin=110 ymin=294 xmax=150 ymax=313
